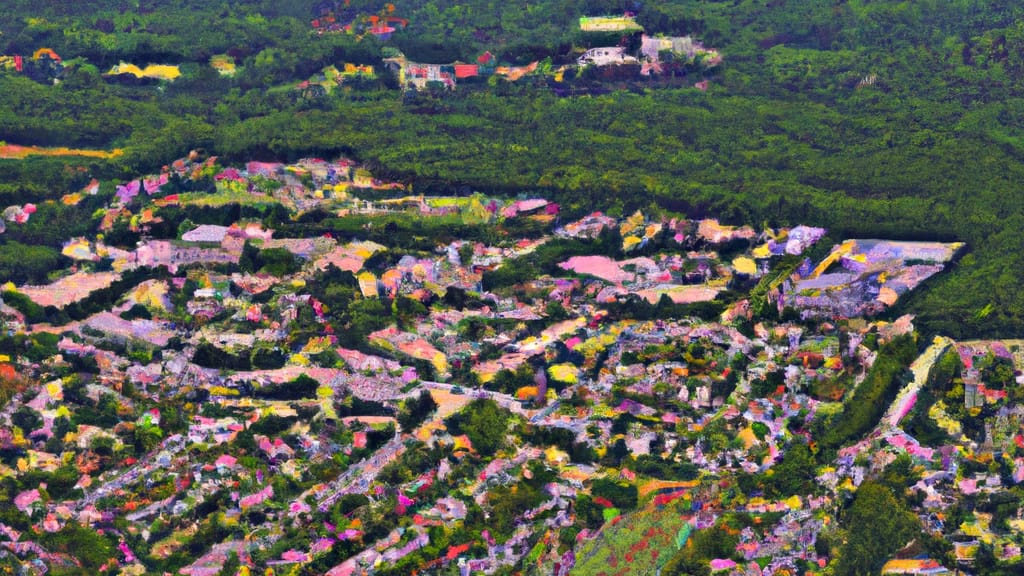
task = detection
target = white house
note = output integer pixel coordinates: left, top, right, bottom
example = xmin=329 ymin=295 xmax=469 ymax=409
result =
xmin=577 ymin=47 xmax=637 ymax=67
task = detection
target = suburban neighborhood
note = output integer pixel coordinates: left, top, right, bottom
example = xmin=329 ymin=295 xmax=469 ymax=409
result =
xmin=0 ymin=150 xmax=1017 ymax=576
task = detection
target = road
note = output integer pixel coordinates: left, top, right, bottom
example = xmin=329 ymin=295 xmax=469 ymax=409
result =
xmin=316 ymin=432 xmax=407 ymax=511
xmin=74 ymin=434 xmax=187 ymax=510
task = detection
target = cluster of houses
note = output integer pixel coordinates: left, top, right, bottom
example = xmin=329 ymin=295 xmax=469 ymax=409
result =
xmin=381 ymin=50 xmax=539 ymax=91
xmin=2 ymin=9 xmax=720 ymax=98
xmin=0 ymin=155 xmax=1019 ymax=575
xmin=381 ymin=25 xmax=721 ymax=93
xmin=0 ymin=47 xmax=63 ymax=83
xmin=310 ymin=2 xmax=409 ymax=38
xmin=0 ymin=45 xmax=237 ymax=86
xmin=330 ymin=11 xmax=722 ymax=92
xmin=778 ymin=239 xmax=964 ymax=319
xmin=296 ymin=63 xmax=377 ymax=97
xmin=310 ymin=9 xmax=722 ymax=94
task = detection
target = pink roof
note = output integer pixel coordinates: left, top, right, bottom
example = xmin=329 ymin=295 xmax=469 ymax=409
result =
xmin=959 ymin=478 xmax=978 ymax=495
xmin=215 ymin=454 xmax=237 ymax=468
xmin=710 ymin=559 xmax=737 ymax=571
xmin=215 ymin=168 xmax=243 ymax=181
xmin=559 ymin=255 xmax=633 ymax=284
xmin=280 ymin=549 xmax=309 ymax=562
xmin=14 ymin=489 xmax=41 ymax=511
xmin=143 ymin=174 xmax=168 ymax=194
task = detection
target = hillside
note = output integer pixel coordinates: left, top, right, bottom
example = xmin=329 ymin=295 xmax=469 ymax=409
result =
xmin=1 ymin=2 xmax=1023 ymax=337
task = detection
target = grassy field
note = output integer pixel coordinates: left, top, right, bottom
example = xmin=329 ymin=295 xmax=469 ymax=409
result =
xmin=0 ymin=143 xmax=123 ymax=160
xmin=571 ymin=499 xmax=691 ymax=576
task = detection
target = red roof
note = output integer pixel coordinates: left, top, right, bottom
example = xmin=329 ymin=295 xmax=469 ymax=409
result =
xmin=454 ymin=64 xmax=479 ymax=78
xmin=445 ymin=543 xmax=470 ymax=560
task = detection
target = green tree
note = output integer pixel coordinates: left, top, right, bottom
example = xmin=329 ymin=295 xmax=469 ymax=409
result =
xmin=835 ymin=482 xmax=921 ymax=576
xmin=397 ymin=390 xmax=438 ymax=433
xmin=239 ymin=240 xmax=260 ymax=273
xmin=590 ymin=477 xmax=638 ymax=510
xmin=11 ymin=406 xmax=41 ymax=433
xmin=258 ymin=247 xmax=301 ymax=276
xmin=134 ymin=423 xmax=164 ymax=453
xmin=392 ymin=295 xmax=428 ymax=329
xmin=765 ymin=441 xmax=818 ymax=497
xmin=457 ymin=399 xmax=509 ymax=455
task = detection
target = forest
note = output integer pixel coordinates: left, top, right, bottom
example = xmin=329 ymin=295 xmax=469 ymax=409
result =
xmin=3 ymin=0 xmax=1024 ymax=338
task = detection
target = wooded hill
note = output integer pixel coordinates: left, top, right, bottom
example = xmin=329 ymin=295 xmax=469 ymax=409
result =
xmin=2 ymin=1 xmax=1024 ymax=338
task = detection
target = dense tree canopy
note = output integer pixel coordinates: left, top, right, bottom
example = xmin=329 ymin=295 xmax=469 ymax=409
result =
xmin=446 ymin=398 xmax=509 ymax=455
xmin=835 ymin=481 xmax=922 ymax=576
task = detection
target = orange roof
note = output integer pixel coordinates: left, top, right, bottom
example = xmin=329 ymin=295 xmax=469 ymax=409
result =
xmin=33 ymin=48 xmax=61 ymax=62
xmin=881 ymin=559 xmax=944 ymax=574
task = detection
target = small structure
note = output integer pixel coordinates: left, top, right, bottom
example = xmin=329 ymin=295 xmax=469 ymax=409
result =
xmin=106 ymin=62 xmax=181 ymax=81
xmin=209 ymin=55 xmax=237 ymax=76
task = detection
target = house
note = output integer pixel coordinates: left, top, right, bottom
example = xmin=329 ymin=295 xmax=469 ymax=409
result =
xmin=21 ymin=49 xmax=63 ymax=83
xmin=209 ymin=54 xmax=236 ymax=76
xmin=404 ymin=62 xmax=456 ymax=90
xmin=640 ymin=34 xmax=721 ymax=67
xmin=182 ymin=225 xmax=229 ymax=243
xmin=0 ymin=55 xmax=24 ymax=72
xmin=641 ymin=35 xmax=701 ymax=61
xmin=358 ymin=271 xmax=379 ymax=298
xmin=577 ymin=47 xmax=637 ymax=67
xmin=246 ymin=161 xmax=284 ymax=176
